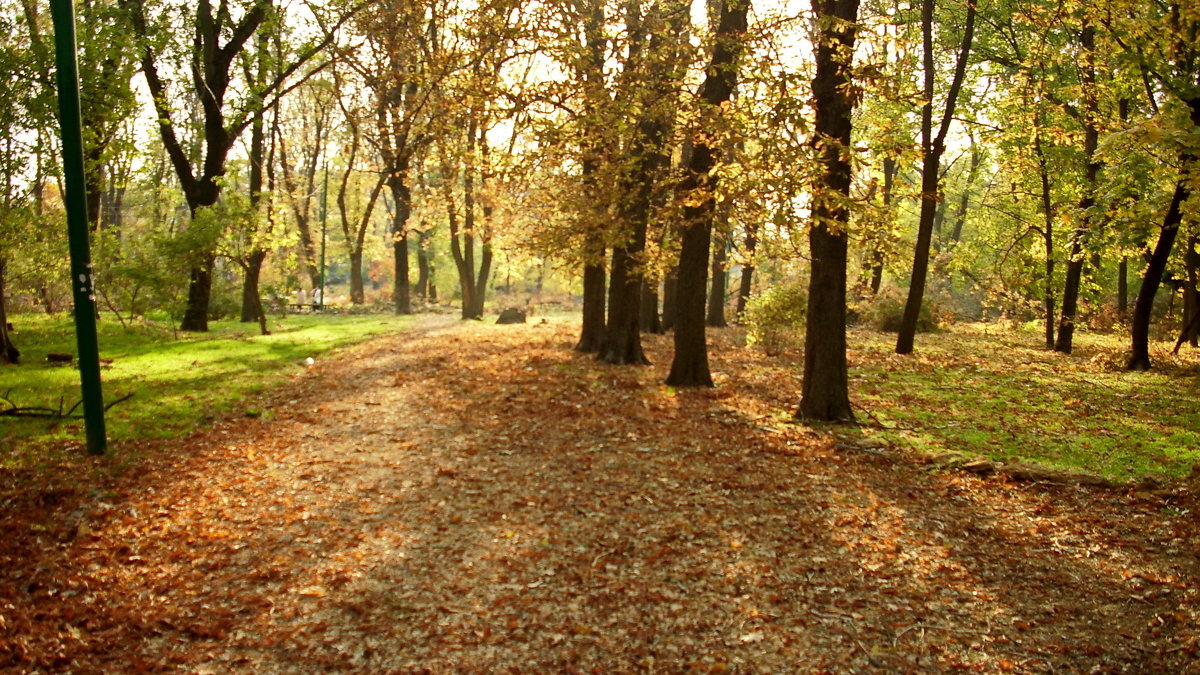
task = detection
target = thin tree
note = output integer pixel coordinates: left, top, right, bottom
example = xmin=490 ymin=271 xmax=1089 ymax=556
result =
xmin=124 ymin=0 xmax=348 ymax=331
xmin=895 ymin=0 xmax=977 ymax=354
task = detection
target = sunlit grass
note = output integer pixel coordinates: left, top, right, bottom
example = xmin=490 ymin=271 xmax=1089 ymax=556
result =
xmin=0 ymin=312 xmax=411 ymax=466
xmin=845 ymin=323 xmax=1200 ymax=481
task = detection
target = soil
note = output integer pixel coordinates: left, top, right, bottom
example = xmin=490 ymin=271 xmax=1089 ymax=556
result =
xmin=1 ymin=315 xmax=1197 ymax=673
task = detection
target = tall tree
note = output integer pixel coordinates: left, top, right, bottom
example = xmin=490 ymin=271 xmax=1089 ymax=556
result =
xmin=895 ymin=0 xmax=977 ymax=354
xmin=125 ymin=0 xmax=342 ymax=331
xmin=666 ymin=0 xmax=749 ymax=387
xmin=331 ymin=60 xmax=386 ymax=304
xmin=356 ymin=0 xmax=435 ymax=315
xmin=1112 ymin=3 xmax=1199 ymax=370
xmin=1053 ymin=15 xmax=1102 ymax=354
xmin=600 ymin=0 xmax=688 ymax=365
xmin=797 ymin=0 xmax=861 ymax=421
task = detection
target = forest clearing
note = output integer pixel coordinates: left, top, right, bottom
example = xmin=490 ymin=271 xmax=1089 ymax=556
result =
xmin=2 ymin=315 xmax=1198 ymax=672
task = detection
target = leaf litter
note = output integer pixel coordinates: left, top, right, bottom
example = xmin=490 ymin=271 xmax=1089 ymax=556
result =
xmin=1 ymin=315 xmax=1197 ymax=673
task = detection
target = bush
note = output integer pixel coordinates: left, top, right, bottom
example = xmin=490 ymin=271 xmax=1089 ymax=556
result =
xmin=743 ymin=279 xmax=807 ymax=353
xmin=858 ymin=284 xmax=939 ymax=333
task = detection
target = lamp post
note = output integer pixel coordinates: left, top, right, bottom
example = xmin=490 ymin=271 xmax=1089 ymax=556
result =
xmin=51 ymin=0 xmax=106 ymax=454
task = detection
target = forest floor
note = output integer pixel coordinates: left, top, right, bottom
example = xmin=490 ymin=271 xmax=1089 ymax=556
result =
xmin=2 ymin=315 xmax=1198 ymax=673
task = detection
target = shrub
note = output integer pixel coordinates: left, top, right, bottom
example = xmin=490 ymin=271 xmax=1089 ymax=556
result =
xmin=743 ymin=279 xmax=807 ymax=353
xmin=858 ymin=284 xmax=939 ymax=333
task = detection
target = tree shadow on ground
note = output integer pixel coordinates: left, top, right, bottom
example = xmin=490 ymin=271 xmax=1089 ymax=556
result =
xmin=1 ymin=318 xmax=1196 ymax=673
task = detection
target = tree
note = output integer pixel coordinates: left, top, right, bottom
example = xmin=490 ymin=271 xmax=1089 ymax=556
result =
xmin=331 ymin=60 xmax=386 ymax=304
xmin=797 ymin=0 xmax=861 ymax=422
xmin=0 ymin=4 xmax=53 ymax=364
xmin=665 ymin=0 xmax=749 ymax=387
xmin=573 ymin=0 xmax=611 ymax=352
xmin=1106 ymin=2 xmax=1200 ymax=370
xmin=124 ymin=0 xmax=345 ymax=331
xmin=600 ymin=0 xmax=689 ymax=365
xmin=276 ymin=78 xmax=333 ymax=290
xmin=895 ymin=0 xmax=977 ymax=354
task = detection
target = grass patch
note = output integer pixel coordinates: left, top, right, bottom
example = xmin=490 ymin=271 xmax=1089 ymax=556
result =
xmin=845 ymin=324 xmax=1200 ymax=482
xmin=1 ymin=312 xmax=411 ymax=468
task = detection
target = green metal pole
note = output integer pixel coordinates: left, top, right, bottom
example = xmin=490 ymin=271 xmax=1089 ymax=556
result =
xmin=51 ymin=0 xmax=106 ymax=455
xmin=319 ymin=162 xmax=328 ymax=310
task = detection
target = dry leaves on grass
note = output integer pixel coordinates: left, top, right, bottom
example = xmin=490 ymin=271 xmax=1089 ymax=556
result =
xmin=1 ymin=315 xmax=1198 ymax=673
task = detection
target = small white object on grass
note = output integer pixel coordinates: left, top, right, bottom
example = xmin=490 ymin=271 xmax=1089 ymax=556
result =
xmin=305 ymin=357 xmax=315 ymax=366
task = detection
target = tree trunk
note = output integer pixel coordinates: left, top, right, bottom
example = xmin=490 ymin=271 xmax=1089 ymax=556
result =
xmin=896 ymin=0 xmax=976 ymax=354
xmin=948 ymin=143 xmax=979 ymax=246
xmin=661 ymin=266 xmax=678 ymax=332
xmin=575 ymin=0 xmax=609 ymax=352
xmin=707 ymin=229 xmax=729 ymax=327
xmin=602 ymin=246 xmax=649 ymax=364
xmin=0 ymin=257 xmax=18 ymax=365
xmin=641 ymin=280 xmax=663 ymax=334
xmin=735 ymin=223 xmax=757 ymax=318
xmin=350 ymin=250 xmax=366 ymax=304
xmin=1054 ymin=20 xmax=1099 ymax=355
xmin=869 ymin=157 xmax=896 ymax=294
xmin=180 ymin=254 xmax=215 ymax=332
xmin=1118 ymin=257 xmax=1128 ymax=319
xmin=416 ymin=229 xmax=431 ymax=302
xmin=388 ymin=171 xmax=414 ymax=315
xmin=665 ymin=0 xmax=748 ymax=387
xmin=241 ymin=99 xmax=267 ymax=325
xmin=797 ymin=0 xmax=860 ymax=422
xmin=599 ymin=2 xmax=684 ymax=365
xmin=577 ymin=260 xmax=607 ymax=351
xmin=470 ymin=122 xmax=494 ymax=319
xmin=1184 ymin=235 xmax=1199 ymax=347
xmin=240 ymin=249 xmax=267 ymax=323
xmin=85 ymin=148 xmax=104 ymax=231
xmin=1128 ymin=180 xmax=1187 ymax=370
xmin=1033 ymin=131 xmax=1056 ymax=350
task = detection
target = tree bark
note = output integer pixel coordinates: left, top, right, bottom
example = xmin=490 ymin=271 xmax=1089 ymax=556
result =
xmin=0 ymin=257 xmax=17 ymax=364
xmin=1184 ymin=235 xmax=1199 ymax=347
xmin=797 ymin=0 xmax=860 ymax=422
xmin=575 ymin=0 xmax=609 ymax=352
xmin=577 ymin=260 xmax=607 ymax=351
xmin=240 ymin=249 xmax=267 ymax=323
xmin=470 ymin=121 xmax=494 ymax=319
xmin=241 ymin=92 xmax=267 ymax=325
xmin=1118 ymin=257 xmax=1128 ymax=319
xmin=181 ymin=255 xmax=215 ymax=331
xmin=735 ymin=223 xmax=756 ymax=318
xmin=869 ymin=157 xmax=896 ymax=294
xmin=896 ymin=0 xmax=976 ymax=354
xmin=661 ymin=266 xmax=678 ymax=331
xmin=641 ymin=280 xmax=663 ymax=334
xmin=1033 ymin=130 xmax=1056 ymax=350
xmin=1128 ymin=180 xmax=1187 ymax=370
xmin=666 ymin=0 xmax=748 ymax=387
xmin=1054 ymin=20 xmax=1099 ymax=355
xmin=415 ymin=227 xmax=431 ymax=302
xmin=707 ymin=227 xmax=729 ymax=327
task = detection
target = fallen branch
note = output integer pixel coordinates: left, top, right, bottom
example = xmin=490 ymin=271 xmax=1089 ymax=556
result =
xmin=0 ymin=393 xmax=134 ymax=419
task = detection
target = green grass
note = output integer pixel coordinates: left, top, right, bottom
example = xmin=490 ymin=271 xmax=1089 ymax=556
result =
xmin=842 ymin=324 xmax=1200 ymax=482
xmin=1 ymin=312 xmax=411 ymax=467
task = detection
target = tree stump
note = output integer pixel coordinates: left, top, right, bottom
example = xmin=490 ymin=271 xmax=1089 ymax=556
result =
xmin=496 ymin=308 xmax=527 ymax=324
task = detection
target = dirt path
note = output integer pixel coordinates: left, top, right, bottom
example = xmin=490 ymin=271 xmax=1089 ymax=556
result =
xmin=2 ymin=316 xmax=1197 ymax=673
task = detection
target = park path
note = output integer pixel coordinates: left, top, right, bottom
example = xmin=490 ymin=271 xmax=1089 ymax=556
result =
xmin=2 ymin=315 xmax=1197 ymax=673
